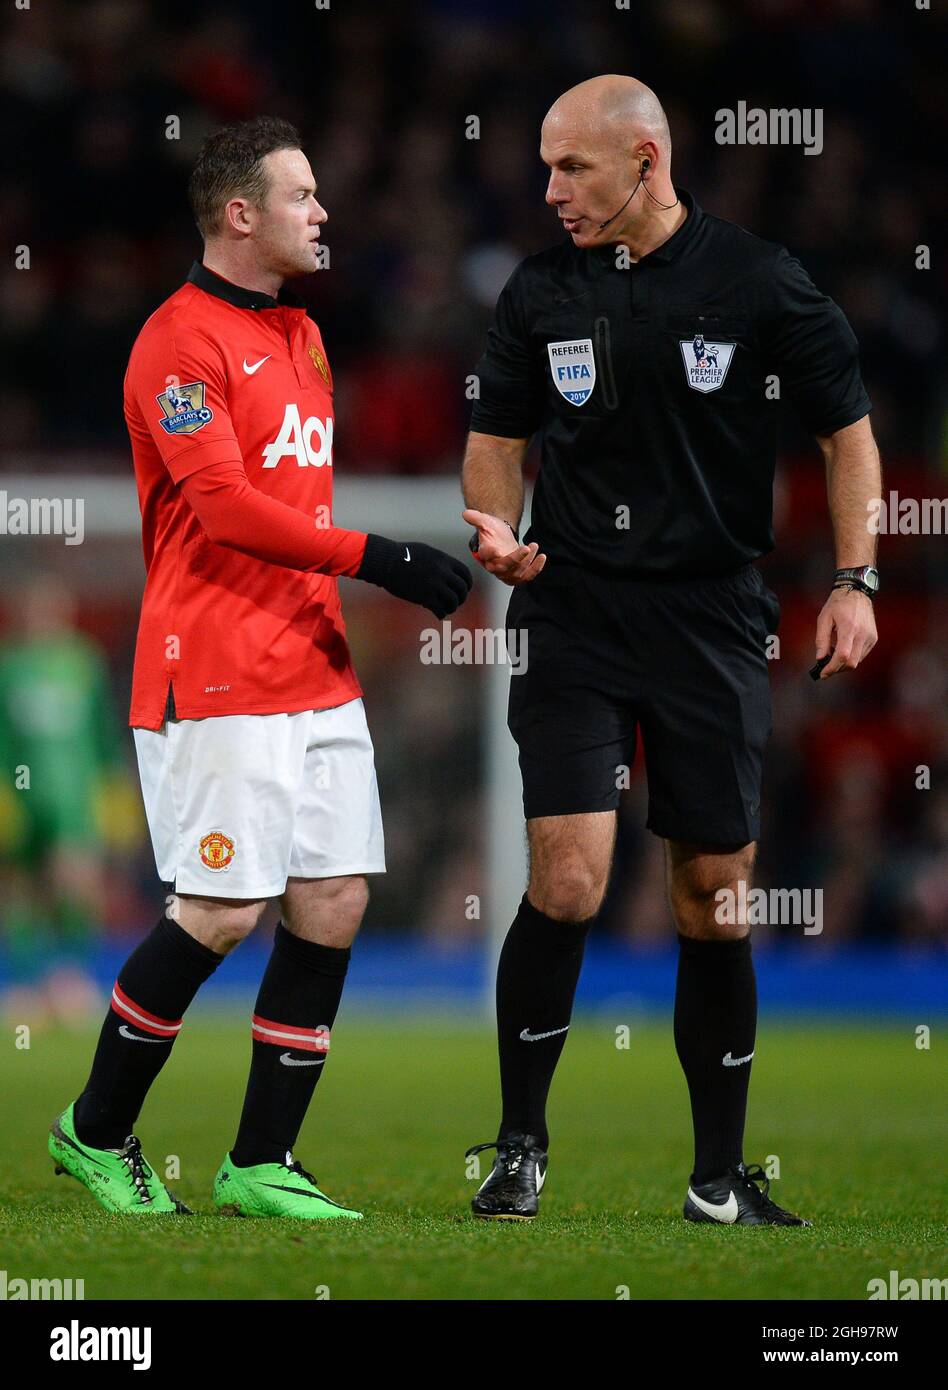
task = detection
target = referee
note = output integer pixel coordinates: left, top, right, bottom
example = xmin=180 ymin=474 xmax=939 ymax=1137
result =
xmin=462 ymin=76 xmax=879 ymax=1224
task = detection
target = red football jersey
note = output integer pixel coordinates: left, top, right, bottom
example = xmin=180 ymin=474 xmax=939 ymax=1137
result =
xmin=124 ymin=263 xmax=365 ymax=730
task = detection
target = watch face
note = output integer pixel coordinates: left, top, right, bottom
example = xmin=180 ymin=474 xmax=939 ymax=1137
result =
xmin=836 ymin=566 xmax=879 ymax=593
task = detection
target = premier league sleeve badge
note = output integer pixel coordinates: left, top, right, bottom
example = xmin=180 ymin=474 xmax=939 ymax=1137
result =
xmin=155 ymin=380 xmax=214 ymax=435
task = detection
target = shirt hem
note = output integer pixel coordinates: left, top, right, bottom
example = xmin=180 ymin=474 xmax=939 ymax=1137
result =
xmin=129 ymin=682 xmax=363 ymax=731
xmin=468 ymin=415 xmax=538 ymax=439
xmin=807 ymin=399 xmax=872 ymax=437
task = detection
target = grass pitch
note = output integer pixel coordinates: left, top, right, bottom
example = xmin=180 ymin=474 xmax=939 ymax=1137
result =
xmin=0 ymin=1015 xmax=944 ymax=1300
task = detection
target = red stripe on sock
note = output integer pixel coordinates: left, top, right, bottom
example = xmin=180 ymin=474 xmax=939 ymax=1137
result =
xmin=250 ymin=1014 xmax=330 ymax=1052
xmin=111 ymin=982 xmax=182 ymax=1036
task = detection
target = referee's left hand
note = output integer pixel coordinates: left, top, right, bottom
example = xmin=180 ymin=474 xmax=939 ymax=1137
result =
xmin=814 ymin=587 xmax=878 ymax=678
xmin=462 ymin=509 xmax=547 ymax=585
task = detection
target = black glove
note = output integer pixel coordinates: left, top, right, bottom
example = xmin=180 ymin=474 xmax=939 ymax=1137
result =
xmin=356 ymin=534 xmax=473 ymax=618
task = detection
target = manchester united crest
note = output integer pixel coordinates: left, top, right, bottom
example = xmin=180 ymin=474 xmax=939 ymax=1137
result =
xmin=199 ymin=830 xmax=235 ymax=870
xmin=308 ymin=344 xmax=330 ymax=384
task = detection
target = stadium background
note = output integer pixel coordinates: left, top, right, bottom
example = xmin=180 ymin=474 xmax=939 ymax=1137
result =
xmin=0 ymin=0 xmax=945 ymax=1017
xmin=0 ymin=0 xmax=946 ymax=1308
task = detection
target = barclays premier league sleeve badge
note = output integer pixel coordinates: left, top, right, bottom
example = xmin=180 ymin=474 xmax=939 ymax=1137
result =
xmin=547 ymin=338 xmax=596 ymax=406
xmin=156 ymin=380 xmax=214 ymax=435
xmin=679 ymin=334 xmax=736 ymax=393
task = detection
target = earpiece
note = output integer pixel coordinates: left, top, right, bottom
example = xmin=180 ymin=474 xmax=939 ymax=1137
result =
xmin=596 ymin=154 xmax=677 ymax=230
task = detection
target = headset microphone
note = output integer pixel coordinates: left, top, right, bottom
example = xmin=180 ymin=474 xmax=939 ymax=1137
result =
xmin=597 ymin=174 xmax=644 ymax=231
xmin=641 ymin=154 xmax=681 ymax=210
xmin=596 ymin=156 xmax=678 ymax=231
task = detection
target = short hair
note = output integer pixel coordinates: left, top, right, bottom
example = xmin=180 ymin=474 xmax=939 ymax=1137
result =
xmin=188 ymin=116 xmax=303 ymax=239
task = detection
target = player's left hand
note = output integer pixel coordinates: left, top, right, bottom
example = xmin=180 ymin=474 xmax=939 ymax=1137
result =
xmin=814 ymin=586 xmax=878 ymax=678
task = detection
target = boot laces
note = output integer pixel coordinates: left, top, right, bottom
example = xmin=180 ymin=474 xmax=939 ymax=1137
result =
xmin=737 ymin=1162 xmax=783 ymax=1214
xmin=465 ymin=1139 xmax=527 ymax=1176
xmin=286 ymin=1158 xmax=319 ymax=1188
xmin=119 ymin=1135 xmax=155 ymax=1204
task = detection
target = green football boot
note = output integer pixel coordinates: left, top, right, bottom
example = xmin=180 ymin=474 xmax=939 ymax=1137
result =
xmin=49 ymin=1103 xmax=191 ymax=1214
xmin=213 ymin=1152 xmax=363 ymax=1220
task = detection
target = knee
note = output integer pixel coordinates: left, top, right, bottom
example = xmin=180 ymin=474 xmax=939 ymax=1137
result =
xmin=324 ymin=875 xmax=369 ymax=928
xmin=529 ymin=859 xmax=604 ymax=923
xmin=670 ymin=855 xmax=755 ymax=941
xmin=205 ymin=904 xmax=266 ymax=953
xmin=171 ymin=895 xmax=267 ymax=954
xmin=282 ymin=875 xmax=369 ymax=947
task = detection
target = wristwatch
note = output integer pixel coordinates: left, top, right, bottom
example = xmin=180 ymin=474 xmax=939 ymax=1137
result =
xmin=833 ymin=565 xmax=879 ymax=599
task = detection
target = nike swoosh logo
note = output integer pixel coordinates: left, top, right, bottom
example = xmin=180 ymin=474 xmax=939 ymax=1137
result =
xmin=404 ymin=547 xmax=411 ymax=561
xmin=687 ymin=1187 xmax=739 ymax=1222
xmin=474 ymin=1155 xmax=547 ymax=1197
xmin=553 ymin=289 xmax=593 ymax=309
xmin=519 ymin=1025 xmax=569 ymax=1043
xmin=119 ymin=1025 xmax=171 ymax=1044
xmin=722 ymin=1050 xmax=755 ymax=1067
xmin=259 ymin=1182 xmax=348 ymax=1209
xmin=242 ymin=355 xmax=271 ymax=375
xmin=279 ymin=1051 xmax=326 ymax=1068
xmin=52 ymin=1124 xmax=101 ymax=1163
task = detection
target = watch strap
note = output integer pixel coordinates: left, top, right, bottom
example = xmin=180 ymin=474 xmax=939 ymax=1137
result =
xmin=834 ymin=565 xmax=878 ymax=598
xmin=833 ymin=579 xmax=876 ymax=599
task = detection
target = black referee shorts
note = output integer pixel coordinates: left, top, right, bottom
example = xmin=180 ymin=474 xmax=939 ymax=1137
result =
xmin=506 ymin=560 xmax=781 ymax=846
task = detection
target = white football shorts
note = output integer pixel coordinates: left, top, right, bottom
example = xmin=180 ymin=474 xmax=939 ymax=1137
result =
xmin=133 ymin=697 xmax=385 ymax=898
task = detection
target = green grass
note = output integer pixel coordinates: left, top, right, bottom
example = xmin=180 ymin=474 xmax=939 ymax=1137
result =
xmin=0 ymin=1015 xmax=944 ymax=1300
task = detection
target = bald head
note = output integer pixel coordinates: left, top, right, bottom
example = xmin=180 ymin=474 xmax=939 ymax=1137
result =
xmin=543 ymin=75 xmax=671 ymax=163
xmin=540 ymin=75 xmax=677 ymax=249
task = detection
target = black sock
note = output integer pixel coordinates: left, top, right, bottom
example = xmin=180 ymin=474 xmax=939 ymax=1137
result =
xmin=495 ymin=894 xmax=592 ymax=1150
xmin=231 ymin=923 xmax=350 ymax=1168
xmin=674 ymin=932 xmax=757 ymax=1183
xmin=73 ymin=913 xmax=223 ymax=1148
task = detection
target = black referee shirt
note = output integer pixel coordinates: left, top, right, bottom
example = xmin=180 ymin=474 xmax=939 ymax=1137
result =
xmin=469 ymin=188 xmax=871 ymax=579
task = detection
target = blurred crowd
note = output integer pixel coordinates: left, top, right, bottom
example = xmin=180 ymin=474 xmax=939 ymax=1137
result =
xmin=0 ymin=0 xmax=945 ymax=974
xmin=1 ymin=0 xmax=944 ymax=466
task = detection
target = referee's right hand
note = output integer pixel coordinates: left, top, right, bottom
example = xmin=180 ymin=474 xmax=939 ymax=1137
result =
xmin=356 ymin=534 xmax=473 ymax=618
xmin=462 ymin=509 xmax=547 ymax=585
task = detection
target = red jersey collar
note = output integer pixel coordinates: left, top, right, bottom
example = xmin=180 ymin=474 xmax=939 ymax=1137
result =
xmin=187 ymin=261 xmax=305 ymax=311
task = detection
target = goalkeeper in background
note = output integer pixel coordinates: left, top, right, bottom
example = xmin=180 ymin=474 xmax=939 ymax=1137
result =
xmin=0 ymin=574 xmax=138 ymax=1025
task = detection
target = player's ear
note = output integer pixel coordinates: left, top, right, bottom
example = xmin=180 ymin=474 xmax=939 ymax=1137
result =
xmin=225 ymin=196 xmax=255 ymax=238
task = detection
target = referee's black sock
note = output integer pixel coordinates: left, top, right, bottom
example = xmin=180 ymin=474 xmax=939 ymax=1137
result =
xmin=496 ymin=894 xmax=593 ymax=1151
xmin=231 ymin=924 xmax=350 ymax=1168
xmin=673 ymin=932 xmax=757 ymax=1183
xmin=73 ymin=913 xmax=223 ymax=1149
